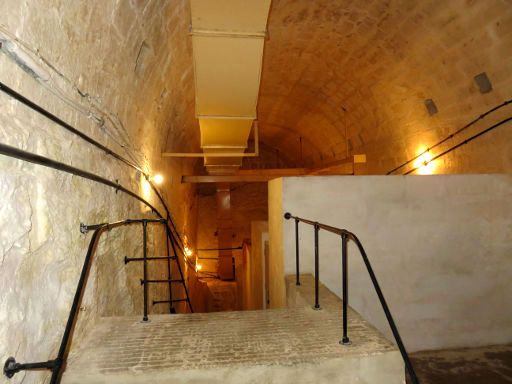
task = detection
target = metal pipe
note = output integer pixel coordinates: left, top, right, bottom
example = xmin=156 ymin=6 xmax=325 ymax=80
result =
xmin=0 ymin=82 xmax=145 ymax=175
xmin=341 ymin=233 xmax=350 ymax=345
xmin=0 ymin=143 xmax=162 ymax=216
xmin=153 ymin=298 xmax=188 ymax=305
xmin=284 ymin=212 xmax=350 ymax=237
xmin=197 ymin=246 xmax=243 ymax=251
xmin=125 ymin=256 xmax=176 ymax=264
xmin=51 ymin=224 xmax=107 ymax=383
xmin=314 ymin=223 xmax=320 ymax=310
xmin=83 ymin=218 xmax=164 ymax=232
xmin=3 ymin=217 xmax=193 ymax=382
xmin=387 ymin=100 xmax=512 ymax=175
xmin=141 ymin=279 xmax=184 ymax=284
xmin=0 ymin=82 xmax=185 ymax=250
xmin=3 ymin=358 xmax=59 ymax=379
xmin=295 ymin=218 xmax=300 ymax=286
xmin=165 ymin=215 xmax=174 ymax=314
xmin=148 ymin=182 xmax=184 ymax=249
xmin=142 ymin=221 xmax=149 ymax=322
xmin=350 ymin=233 xmax=419 ymax=384
xmin=404 ymin=117 xmax=512 ymax=175
xmin=165 ymin=225 xmax=194 ymax=313
xmin=81 ymin=219 xmax=142 ymax=234
xmin=284 ymin=212 xmax=419 ymax=383
xmin=0 ymin=140 xmax=186 ymax=275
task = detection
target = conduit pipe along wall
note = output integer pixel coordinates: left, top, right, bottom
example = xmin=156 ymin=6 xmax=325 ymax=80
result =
xmin=187 ymin=0 xmax=271 ymax=175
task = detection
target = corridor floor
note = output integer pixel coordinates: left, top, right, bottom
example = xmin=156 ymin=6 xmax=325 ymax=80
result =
xmin=409 ymin=344 xmax=512 ymax=384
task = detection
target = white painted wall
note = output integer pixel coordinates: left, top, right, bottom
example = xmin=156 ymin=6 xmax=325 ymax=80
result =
xmin=278 ymin=175 xmax=512 ymax=352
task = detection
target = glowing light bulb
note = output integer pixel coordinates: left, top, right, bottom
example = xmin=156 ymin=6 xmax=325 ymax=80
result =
xmin=195 ymin=263 xmax=202 ymax=272
xmin=153 ymin=174 xmax=164 ymax=185
xmin=184 ymin=246 xmax=193 ymax=257
xmin=413 ymin=148 xmax=436 ymax=175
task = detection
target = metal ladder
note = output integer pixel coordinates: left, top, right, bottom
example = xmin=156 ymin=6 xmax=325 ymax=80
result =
xmin=122 ymin=217 xmax=193 ymax=319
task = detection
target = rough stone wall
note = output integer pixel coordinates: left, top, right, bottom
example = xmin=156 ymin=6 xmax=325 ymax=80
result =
xmin=260 ymin=0 xmax=512 ymax=174
xmin=0 ymin=1 xmax=197 ymax=383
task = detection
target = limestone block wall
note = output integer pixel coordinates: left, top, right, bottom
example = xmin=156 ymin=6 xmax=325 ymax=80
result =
xmin=273 ymin=175 xmax=512 ymax=352
xmin=0 ymin=1 xmax=197 ymax=383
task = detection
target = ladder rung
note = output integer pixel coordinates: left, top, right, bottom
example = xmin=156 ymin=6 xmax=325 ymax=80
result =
xmin=140 ymin=279 xmax=184 ymax=285
xmin=152 ymin=298 xmax=188 ymax=305
xmin=125 ymin=256 xmax=176 ymax=264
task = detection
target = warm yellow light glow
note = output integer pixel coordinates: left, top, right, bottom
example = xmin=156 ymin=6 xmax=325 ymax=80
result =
xmin=413 ymin=148 xmax=436 ymax=175
xmin=184 ymin=246 xmax=193 ymax=257
xmin=195 ymin=263 xmax=202 ymax=272
xmin=153 ymin=174 xmax=164 ymax=185
xmin=141 ymin=176 xmax=151 ymax=199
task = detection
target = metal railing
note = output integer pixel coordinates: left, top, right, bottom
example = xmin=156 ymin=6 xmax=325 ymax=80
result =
xmin=0 ymin=76 xmax=197 ymax=383
xmin=3 ymin=218 xmax=193 ymax=382
xmin=196 ymin=245 xmax=243 ymax=280
xmin=284 ymin=212 xmax=419 ymax=384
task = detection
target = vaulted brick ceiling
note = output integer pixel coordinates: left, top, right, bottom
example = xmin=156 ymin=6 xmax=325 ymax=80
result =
xmin=166 ymin=0 xmax=512 ymax=174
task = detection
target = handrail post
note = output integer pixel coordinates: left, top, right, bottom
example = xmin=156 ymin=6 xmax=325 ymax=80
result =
xmin=340 ymin=232 xmax=350 ymax=345
xmin=313 ymin=223 xmax=321 ymax=310
xmin=142 ymin=220 xmax=149 ymax=322
xmin=351 ymin=234 xmax=419 ymax=384
xmin=165 ymin=215 xmax=175 ymax=314
xmin=295 ymin=218 xmax=301 ymax=286
xmin=166 ymin=224 xmax=194 ymax=313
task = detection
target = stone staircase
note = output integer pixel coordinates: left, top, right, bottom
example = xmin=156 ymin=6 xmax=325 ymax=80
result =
xmin=62 ymin=275 xmax=404 ymax=383
xmin=207 ymin=280 xmax=239 ymax=311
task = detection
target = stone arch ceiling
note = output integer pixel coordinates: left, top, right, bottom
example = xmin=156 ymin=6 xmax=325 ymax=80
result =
xmin=161 ymin=0 xmax=511 ymax=173
xmin=255 ymin=0 xmax=512 ymax=172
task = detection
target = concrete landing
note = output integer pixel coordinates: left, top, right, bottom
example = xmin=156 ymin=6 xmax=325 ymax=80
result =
xmin=63 ymin=275 xmax=404 ymax=383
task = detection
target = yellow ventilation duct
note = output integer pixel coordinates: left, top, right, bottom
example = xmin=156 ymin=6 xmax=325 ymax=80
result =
xmin=189 ymin=0 xmax=271 ymax=174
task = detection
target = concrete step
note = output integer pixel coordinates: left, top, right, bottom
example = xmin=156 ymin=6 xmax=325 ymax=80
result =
xmin=62 ymin=275 xmax=404 ymax=383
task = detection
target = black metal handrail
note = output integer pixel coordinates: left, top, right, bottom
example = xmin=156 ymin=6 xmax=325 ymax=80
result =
xmin=0 ymin=141 xmax=195 ymax=293
xmin=284 ymin=212 xmax=419 ymax=384
xmin=3 ymin=218 xmax=193 ymax=382
xmin=0 ymin=81 xmax=185 ymax=249
xmin=0 ymin=82 xmax=197 ymax=382
xmin=195 ymin=245 xmax=244 ymax=281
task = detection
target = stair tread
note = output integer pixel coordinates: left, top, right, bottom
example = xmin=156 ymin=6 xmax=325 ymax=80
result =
xmin=63 ymin=275 xmax=399 ymax=383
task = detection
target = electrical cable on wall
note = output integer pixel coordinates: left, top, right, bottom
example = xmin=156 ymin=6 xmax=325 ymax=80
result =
xmin=0 ymin=81 xmax=187 ymax=249
xmin=404 ymin=117 xmax=512 ymax=175
xmin=387 ymin=99 xmax=512 ymax=175
xmin=0 ymin=24 xmax=145 ymax=169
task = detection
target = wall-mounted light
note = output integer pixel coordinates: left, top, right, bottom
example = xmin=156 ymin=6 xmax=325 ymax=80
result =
xmin=413 ymin=148 xmax=436 ymax=175
xmin=140 ymin=173 xmax=152 ymax=200
xmin=152 ymin=174 xmax=164 ymax=185
xmin=195 ymin=263 xmax=202 ymax=272
xmin=184 ymin=246 xmax=193 ymax=258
